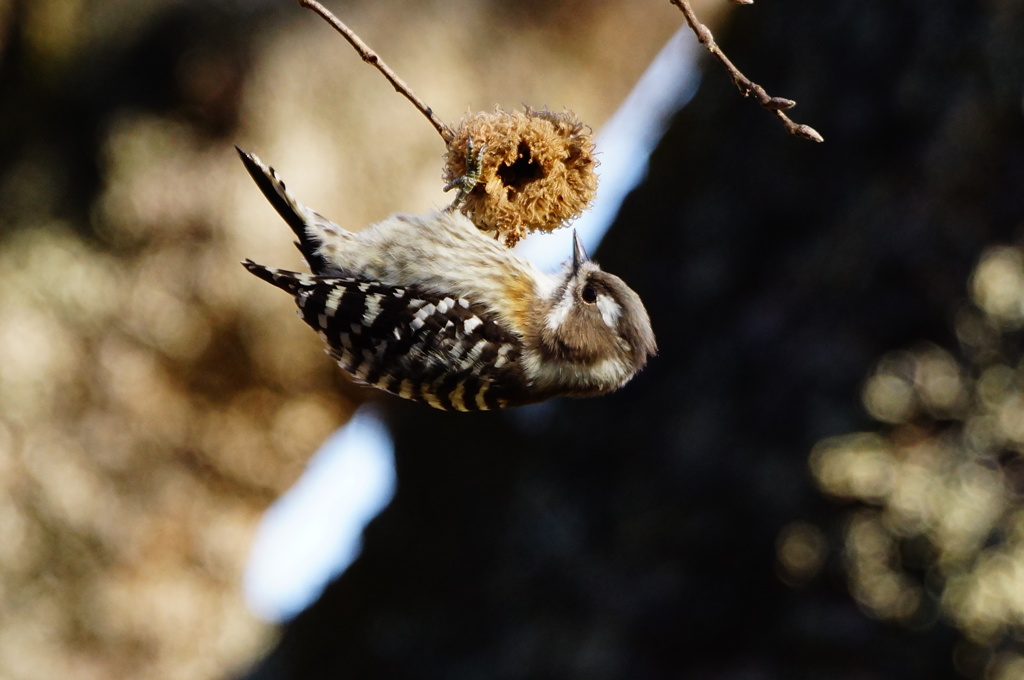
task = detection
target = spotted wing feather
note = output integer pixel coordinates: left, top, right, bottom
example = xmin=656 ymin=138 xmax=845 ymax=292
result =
xmin=243 ymin=260 xmax=528 ymax=410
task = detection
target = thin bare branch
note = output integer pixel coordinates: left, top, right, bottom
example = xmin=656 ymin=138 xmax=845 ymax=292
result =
xmin=298 ymin=0 xmax=455 ymax=144
xmin=670 ymin=0 xmax=823 ymax=142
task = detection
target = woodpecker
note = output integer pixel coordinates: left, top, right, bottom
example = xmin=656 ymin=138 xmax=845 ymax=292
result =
xmin=238 ymin=147 xmax=655 ymax=410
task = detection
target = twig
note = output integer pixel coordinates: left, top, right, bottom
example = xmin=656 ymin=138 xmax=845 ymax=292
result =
xmin=298 ymin=0 xmax=455 ymax=144
xmin=670 ymin=0 xmax=823 ymax=142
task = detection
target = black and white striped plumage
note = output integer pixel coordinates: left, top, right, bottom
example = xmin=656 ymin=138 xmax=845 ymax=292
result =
xmin=243 ymin=262 xmax=528 ymax=410
xmin=238 ymin=147 xmax=656 ymax=411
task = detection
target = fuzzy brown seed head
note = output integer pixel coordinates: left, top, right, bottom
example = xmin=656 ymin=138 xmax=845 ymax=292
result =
xmin=444 ymin=107 xmax=598 ymax=247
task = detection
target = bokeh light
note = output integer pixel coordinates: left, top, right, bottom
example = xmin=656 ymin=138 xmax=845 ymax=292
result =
xmin=811 ymin=245 xmax=1024 ymax=665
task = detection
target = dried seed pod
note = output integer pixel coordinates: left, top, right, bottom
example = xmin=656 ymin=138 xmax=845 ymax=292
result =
xmin=443 ymin=107 xmax=598 ymax=247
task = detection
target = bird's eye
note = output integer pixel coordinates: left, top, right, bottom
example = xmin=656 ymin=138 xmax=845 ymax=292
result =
xmin=581 ymin=284 xmax=597 ymax=304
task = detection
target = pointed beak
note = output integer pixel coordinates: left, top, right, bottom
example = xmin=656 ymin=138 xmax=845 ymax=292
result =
xmin=571 ymin=230 xmax=589 ymax=274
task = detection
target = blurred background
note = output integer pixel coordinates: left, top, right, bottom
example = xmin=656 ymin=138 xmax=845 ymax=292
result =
xmin=1 ymin=0 xmax=1024 ymax=679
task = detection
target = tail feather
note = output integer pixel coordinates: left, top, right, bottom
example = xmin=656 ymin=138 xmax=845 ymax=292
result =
xmin=241 ymin=259 xmax=316 ymax=296
xmin=235 ymin=146 xmax=332 ymax=274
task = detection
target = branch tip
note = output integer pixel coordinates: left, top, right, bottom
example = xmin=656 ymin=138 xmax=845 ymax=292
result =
xmin=669 ymin=0 xmax=822 ymax=142
xmin=794 ymin=124 xmax=824 ymax=143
